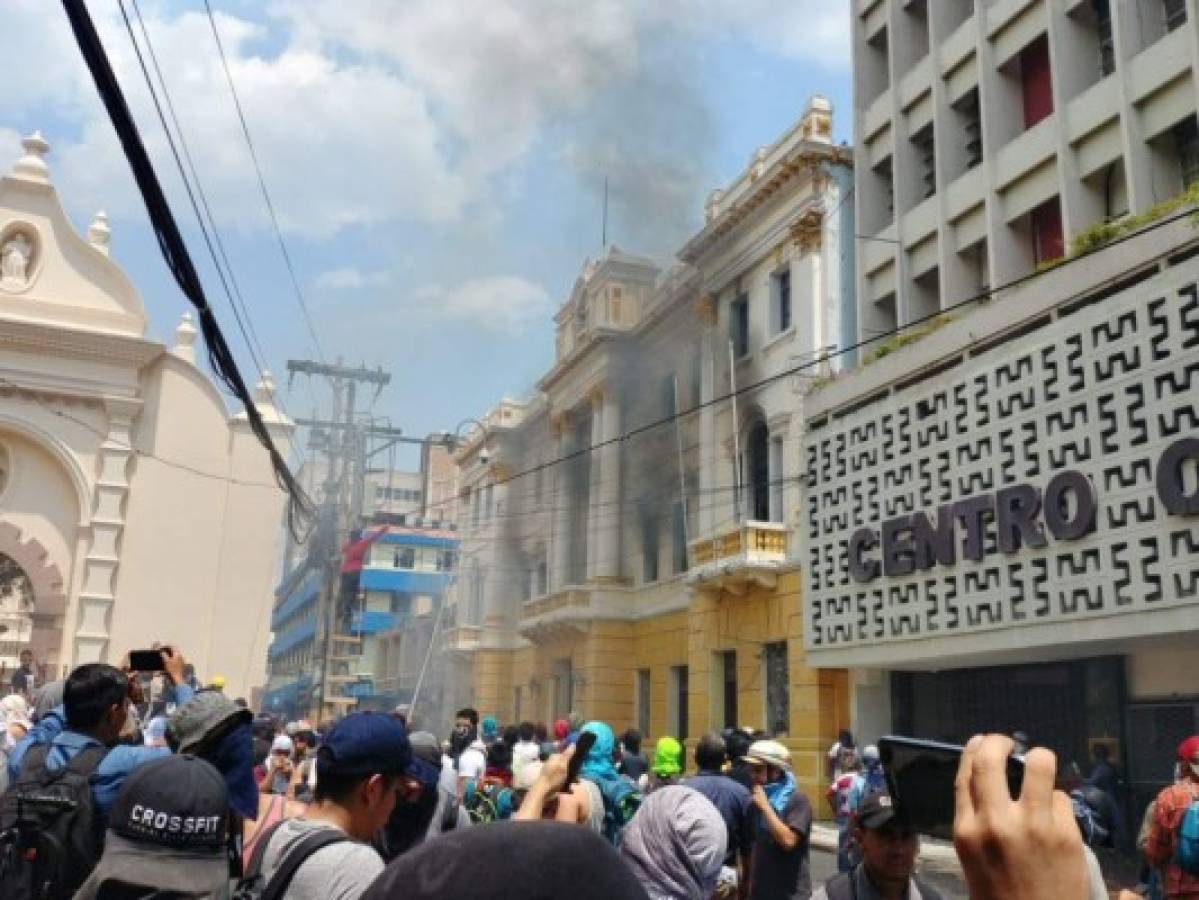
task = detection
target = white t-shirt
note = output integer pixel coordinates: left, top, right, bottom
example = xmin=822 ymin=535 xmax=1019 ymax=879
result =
xmin=512 ymin=740 xmax=541 ymax=779
xmin=457 ymin=743 xmax=487 ymax=780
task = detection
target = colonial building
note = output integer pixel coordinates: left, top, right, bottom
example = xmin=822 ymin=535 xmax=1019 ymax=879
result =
xmin=0 ymin=134 xmax=291 ymax=698
xmin=806 ymin=0 xmax=1199 ymax=821
xmin=444 ymin=97 xmax=854 ymax=797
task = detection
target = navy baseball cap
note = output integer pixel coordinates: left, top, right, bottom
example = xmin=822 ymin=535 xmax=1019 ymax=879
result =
xmin=317 ymin=711 xmax=418 ymax=779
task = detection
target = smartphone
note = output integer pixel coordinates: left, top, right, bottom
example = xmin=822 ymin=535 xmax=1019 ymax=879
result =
xmin=129 ymin=650 xmax=165 ymax=672
xmin=878 ymin=736 xmax=1025 ymax=841
xmin=567 ymin=731 xmax=597 ymax=786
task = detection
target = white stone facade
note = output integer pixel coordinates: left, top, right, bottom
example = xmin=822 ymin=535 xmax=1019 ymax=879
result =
xmin=0 ymin=134 xmax=291 ymax=698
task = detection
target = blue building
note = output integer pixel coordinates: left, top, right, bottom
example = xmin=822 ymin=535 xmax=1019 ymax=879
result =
xmin=262 ymin=523 xmax=458 ymax=720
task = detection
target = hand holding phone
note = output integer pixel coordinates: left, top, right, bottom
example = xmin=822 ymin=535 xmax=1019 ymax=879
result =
xmin=954 ymin=734 xmax=1088 ymax=900
xmin=879 ymin=736 xmax=1025 ymax=841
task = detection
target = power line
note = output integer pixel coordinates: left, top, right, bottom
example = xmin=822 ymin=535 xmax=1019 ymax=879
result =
xmin=61 ymin=0 xmax=311 ymax=531
xmin=116 ymin=0 xmax=267 ymax=378
xmin=201 ymin=0 xmax=326 ymax=363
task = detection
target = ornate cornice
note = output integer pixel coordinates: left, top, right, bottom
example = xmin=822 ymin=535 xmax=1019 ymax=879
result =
xmin=0 ymin=315 xmax=162 ymax=367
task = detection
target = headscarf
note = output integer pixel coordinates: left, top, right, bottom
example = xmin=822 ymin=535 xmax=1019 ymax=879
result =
xmin=620 ymin=786 xmax=727 ymax=900
xmin=360 ymin=820 xmax=649 ymax=900
xmin=1179 ymin=736 xmax=1199 ymax=777
xmin=31 ymin=680 xmax=64 ymax=722
xmin=651 ymin=736 xmax=683 ymax=778
xmin=762 ymin=769 xmax=797 ymax=824
xmin=1 ymin=694 xmax=31 ymax=728
xmin=481 ymin=716 xmax=499 ymax=743
xmin=579 ymin=721 xmax=620 ymax=785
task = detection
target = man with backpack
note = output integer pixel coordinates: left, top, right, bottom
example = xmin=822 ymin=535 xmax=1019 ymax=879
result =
xmin=244 ymin=712 xmax=417 ymax=899
xmin=0 ymin=652 xmax=195 ymax=899
xmin=1144 ymin=735 xmax=1199 ymax=898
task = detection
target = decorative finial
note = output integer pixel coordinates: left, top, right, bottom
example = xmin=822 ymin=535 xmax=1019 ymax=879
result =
xmin=87 ymin=211 xmax=111 ymax=255
xmin=254 ymin=370 xmax=277 ymax=405
xmin=12 ymin=132 xmax=51 ymax=184
xmin=172 ymin=311 xmax=197 ymax=363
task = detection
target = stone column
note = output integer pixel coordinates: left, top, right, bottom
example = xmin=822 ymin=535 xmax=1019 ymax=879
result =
xmin=73 ymin=398 xmax=138 ymax=664
xmin=550 ymin=412 xmax=572 ymax=591
xmin=588 ymin=389 xmax=622 ymax=580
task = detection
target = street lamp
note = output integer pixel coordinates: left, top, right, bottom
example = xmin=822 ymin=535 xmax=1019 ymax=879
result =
xmin=446 ymin=418 xmax=490 ymax=465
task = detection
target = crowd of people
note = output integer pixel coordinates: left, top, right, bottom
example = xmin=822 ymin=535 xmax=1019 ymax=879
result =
xmin=0 ymin=647 xmax=1195 ymax=899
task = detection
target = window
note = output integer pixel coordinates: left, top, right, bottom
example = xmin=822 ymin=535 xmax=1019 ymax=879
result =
xmin=912 ymin=124 xmax=935 ymax=199
xmin=772 ymin=268 xmax=792 ymax=334
xmin=661 ymin=372 xmax=676 ymax=418
xmin=1031 ymin=197 xmax=1064 ymax=265
xmin=764 ymin=642 xmax=790 ymax=736
xmin=690 ymin=347 xmax=702 ymax=407
xmin=535 ymin=558 xmax=548 ymax=596
xmin=636 ymin=669 xmax=651 ymax=737
xmin=436 ymin=550 xmax=455 ymax=572
xmin=1020 ymin=36 xmax=1054 ymax=128
xmin=1094 ymin=0 xmax=1115 ymax=76
xmin=1165 ymin=0 xmax=1187 ymax=31
xmin=730 ymin=295 xmax=749 ymax=358
xmin=468 ymin=570 xmax=484 ymax=624
xmin=720 ymin=650 xmax=737 ymax=730
xmin=1175 ymin=116 xmax=1199 ymax=188
xmin=769 ymin=435 xmax=784 ymax=523
xmin=747 ymin=420 xmax=770 ymax=522
xmin=672 ymin=501 xmax=688 ymax=574
xmin=393 ymin=547 xmax=416 ymax=569
xmin=641 ymin=505 xmax=660 ymax=583
xmin=483 ymin=483 xmax=494 ymax=521
xmin=957 ymin=89 xmax=983 ymax=170
xmin=670 ymin=665 xmax=689 ymax=740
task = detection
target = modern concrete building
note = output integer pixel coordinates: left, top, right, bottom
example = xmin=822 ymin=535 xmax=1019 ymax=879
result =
xmin=0 ymin=134 xmax=291 ymax=699
xmin=853 ymin=0 xmax=1199 ymax=338
xmin=443 ymin=98 xmax=855 ymax=798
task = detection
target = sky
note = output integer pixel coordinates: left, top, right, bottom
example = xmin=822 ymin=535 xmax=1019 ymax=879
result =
xmin=0 ymin=0 xmax=851 ymax=470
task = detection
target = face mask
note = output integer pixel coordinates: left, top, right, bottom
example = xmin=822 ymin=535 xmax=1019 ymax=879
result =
xmin=381 ymin=787 xmax=439 ymax=860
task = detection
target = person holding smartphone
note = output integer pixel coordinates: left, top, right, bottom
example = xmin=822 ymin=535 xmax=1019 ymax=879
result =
xmin=260 ymin=733 xmax=296 ymax=795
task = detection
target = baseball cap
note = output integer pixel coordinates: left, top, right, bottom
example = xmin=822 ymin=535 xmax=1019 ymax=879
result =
xmin=271 ymin=734 xmax=294 ymax=754
xmin=743 ymin=739 xmax=792 ymax=770
xmin=88 ymin=755 xmax=228 ymax=894
xmin=856 ymin=791 xmax=910 ymax=831
xmin=168 ymin=690 xmax=251 ymax=754
xmin=317 ymin=711 xmax=414 ymax=779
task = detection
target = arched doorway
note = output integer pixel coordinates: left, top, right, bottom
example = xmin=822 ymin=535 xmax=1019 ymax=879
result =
xmin=0 ymin=552 xmax=35 ymax=677
xmin=0 ymin=523 xmax=67 ymax=680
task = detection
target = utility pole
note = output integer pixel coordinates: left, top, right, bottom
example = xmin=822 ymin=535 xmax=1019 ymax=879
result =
xmin=287 ymin=359 xmax=389 ymax=721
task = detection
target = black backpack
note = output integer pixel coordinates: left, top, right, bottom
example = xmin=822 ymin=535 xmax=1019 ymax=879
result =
xmin=232 ymin=820 xmax=348 ymax=900
xmin=0 ymin=744 xmax=108 ymax=900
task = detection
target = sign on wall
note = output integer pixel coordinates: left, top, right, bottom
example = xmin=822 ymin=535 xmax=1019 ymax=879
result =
xmin=802 ymin=267 xmax=1199 ymax=659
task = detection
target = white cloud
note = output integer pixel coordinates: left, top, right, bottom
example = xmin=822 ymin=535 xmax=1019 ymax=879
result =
xmin=414 ymin=275 xmax=553 ymax=336
xmin=0 ymin=4 xmax=466 ymax=239
xmin=312 ymin=267 xmax=392 ymax=291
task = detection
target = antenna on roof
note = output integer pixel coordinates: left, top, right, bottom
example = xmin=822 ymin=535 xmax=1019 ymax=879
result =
xmin=602 ymin=175 xmax=608 ymax=249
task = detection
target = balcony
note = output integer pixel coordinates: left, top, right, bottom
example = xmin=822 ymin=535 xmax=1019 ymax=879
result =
xmin=688 ymin=520 xmax=790 ymax=594
xmin=519 ymin=587 xmax=594 ymax=643
xmin=444 ymin=623 xmax=482 ymax=655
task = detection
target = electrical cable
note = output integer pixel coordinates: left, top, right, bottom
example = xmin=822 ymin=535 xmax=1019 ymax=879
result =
xmin=201 ymin=0 xmax=326 ymax=363
xmin=60 ymin=0 xmax=312 ymax=531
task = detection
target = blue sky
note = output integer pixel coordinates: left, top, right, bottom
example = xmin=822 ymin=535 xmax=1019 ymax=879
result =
xmin=1 ymin=1 xmax=850 ymax=468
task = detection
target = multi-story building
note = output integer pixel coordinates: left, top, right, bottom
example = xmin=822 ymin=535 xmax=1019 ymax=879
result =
xmin=444 ymin=97 xmax=855 ymax=797
xmin=853 ymin=0 xmax=1199 ymax=337
xmin=806 ymin=0 xmax=1199 ymax=822
xmin=264 ymin=439 xmax=459 ymax=720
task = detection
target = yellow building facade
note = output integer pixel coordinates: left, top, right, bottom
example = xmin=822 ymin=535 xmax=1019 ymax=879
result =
xmin=444 ymin=97 xmax=854 ymax=802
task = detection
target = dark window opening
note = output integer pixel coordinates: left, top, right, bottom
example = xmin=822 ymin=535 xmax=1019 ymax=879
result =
xmin=773 ymin=269 xmax=792 ymax=333
xmin=1165 ymin=0 xmax=1187 ymax=31
xmin=1175 ymin=116 xmax=1199 ymax=187
xmin=641 ymin=504 xmax=660 ymax=583
xmin=765 ymin=642 xmax=790 ymax=736
xmin=1094 ymin=0 xmax=1115 ymax=76
xmin=748 ymin=420 xmax=770 ymax=522
xmin=1031 ymin=197 xmax=1064 ymax=264
xmin=720 ymin=650 xmax=738 ymax=730
xmin=912 ymin=123 xmax=936 ymax=199
xmin=731 ymin=296 xmax=749 ymax=358
xmin=672 ymin=501 xmax=688 ymax=574
xmin=673 ymin=665 xmax=689 ymax=739
xmin=1020 ymin=36 xmax=1054 ymax=128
